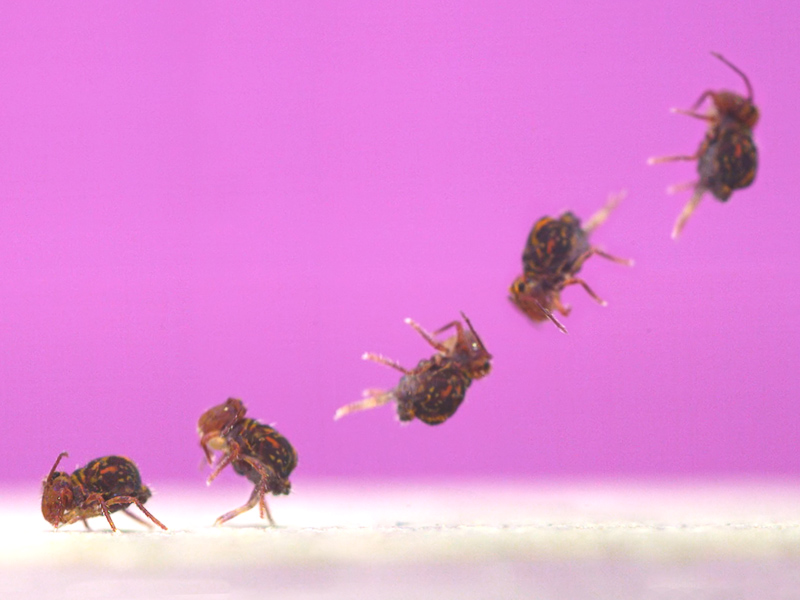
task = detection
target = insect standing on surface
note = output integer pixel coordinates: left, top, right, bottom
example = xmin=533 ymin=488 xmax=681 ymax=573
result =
xmin=649 ymin=52 xmax=759 ymax=239
xmin=198 ymin=398 xmax=298 ymax=526
xmin=509 ymin=191 xmax=633 ymax=334
xmin=41 ymin=452 xmax=167 ymax=532
xmin=334 ymin=312 xmax=492 ymax=425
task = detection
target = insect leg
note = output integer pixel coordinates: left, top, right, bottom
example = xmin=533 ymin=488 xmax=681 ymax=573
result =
xmin=214 ymin=486 xmax=263 ymax=526
xmin=647 ymin=153 xmax=699 ymax=165
xmin=690 ymin=90 xmax=717 ymax=111
xmin=404 ymin=318 xmax=449 ymax=352
xmin=206 ymin=443 xmax=241 ymax=484
xmin=667 ymin=180 xmax=697 ymax=195
xmin=672 ymin=187 xmax=705 ymax=240
xmin=216 ymin=456 xmax=278 ymax=526
xmin=105 ymin=496 xmax=168 ymax=530
xmin=334 ymin=389 xmax=395 ymax=420
xmin=84 ymin=492 xmax=118 ymax=532
xmin=575 ymin=246 xmax=633 ymax=268
xmin=361 ymin=352 xmax=410 ymax=374
xmin=582 ymin=190 xmax=626 ymax=234
xmin=121 ymin=507 xmax=152 ymax=528
xmin=199 ymin=434 xmax=218 ymax=465
xmin=562 ymin=277 xmax=607 ymax=306
xmin=671 ymin=107 xmax=715 ymax=121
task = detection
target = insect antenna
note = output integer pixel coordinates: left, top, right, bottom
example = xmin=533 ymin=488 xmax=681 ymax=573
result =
xmin=711 ymin=52 xmax=753 ymax=101
xmin=46 ymin=452 xmax=69 ymax=480
xmin=459 ymin=312 xmax=490 ymax=355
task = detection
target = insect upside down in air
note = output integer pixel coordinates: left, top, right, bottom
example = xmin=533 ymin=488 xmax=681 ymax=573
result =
xmin=41 ymin=452 xmax=167 ymax=532
xmin=334 ymin=312 xmax=492 ymax=425
xmin=649 ymin=52 xmax=759 ymax=239
xmin=198 ymin=398 xmax=298 ymax=526
xmin=509 ymin=191 xmax=633 ymax=334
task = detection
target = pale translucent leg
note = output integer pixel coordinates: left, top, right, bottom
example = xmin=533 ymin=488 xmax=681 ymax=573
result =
xmin=403 ymin=317 xmax=450 ymax=353
xmin=583 ymin=190 xmax=627 ymax=234
xmin=672 ymin=187 xmax=705 ymax=240
xmin=647 ymin=153 xmax=698 ymax=165
xmin=361 ymin=352 xmax=410 ymax=374
xmin=562 ymin=277 xmax=607 ymax=306
xmin=335 ymin=389 xmax=395 ymax=420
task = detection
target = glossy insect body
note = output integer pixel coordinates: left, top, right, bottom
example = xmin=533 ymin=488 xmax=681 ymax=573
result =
xmin=41 ymin=452 xmax=167 ymax=532
xmin=522 ymin=212 xmax=588 ymax=279
xmin=649 ymin=52 xmax=759 ymax=238
xmin=509 ymin=192 xmax=632 ymax=334
xmin=198 ymin=398 xmax=297 ymax=526
xmin=334 ymin=312 xmax=492 ymax=425
xmin=393 ymin=358 xmax=470 ymax=424
xmin=696 ymin=117 xmax=758 ymax=201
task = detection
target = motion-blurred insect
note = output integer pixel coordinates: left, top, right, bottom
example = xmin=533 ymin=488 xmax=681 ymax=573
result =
xmin=509 ymin=192 xmax=633 ymax=334
xmin=198 ymin=398 xmax=297 ymax=526
xmin=649 ymin=52 xmax=759 ymax=239
xmin=41 ymin=452 xmax=167 ymax=532
xmin=334 ymin=312 xmax=492 ymax=425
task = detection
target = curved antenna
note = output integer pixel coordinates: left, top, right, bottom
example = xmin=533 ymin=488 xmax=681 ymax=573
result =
xmin=459 ymin=311 xmax=491 ymax=355
xmin=711 ymin=52 xmax=753 ymax=101
xmin=47 ymin=451 xmax=69 ymax=479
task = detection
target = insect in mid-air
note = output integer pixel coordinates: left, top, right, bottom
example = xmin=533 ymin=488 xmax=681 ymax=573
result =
xmin=41 ymin=452 xmax=167 ymax=532
xmin=649 ymin=52 xmax=759 ymax=239
xmin=334 ymin=312 xmax=492 ymax=425
xmin=509 ymin=191 xmax=633 ymax=334
xmin=198 ymin=398 xmax=297 ymax=526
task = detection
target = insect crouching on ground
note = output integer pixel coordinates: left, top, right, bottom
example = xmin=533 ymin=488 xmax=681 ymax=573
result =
xmin=509 ymin=191 xmax=633 ymax=334
xmin=649 ymin=52 xmax=759 ymax=239
xmin=41 ymin=452 xmax=167 ymax=532
xmin=198 ymin=398 xmax=298 ymax=526
xmin=334 ymin=312 xmax=492 ymax=425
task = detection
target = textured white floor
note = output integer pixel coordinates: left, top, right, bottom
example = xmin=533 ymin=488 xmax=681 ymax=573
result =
xmin=4 ymin=479 xmax=800 ymax=598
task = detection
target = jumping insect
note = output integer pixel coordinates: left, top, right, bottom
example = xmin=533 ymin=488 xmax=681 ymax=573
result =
xmin=509 ymin=192 xmax=633 ymax=334
xmin=198 ymin=398 xmax=297 ymax=526
xmin=41 ymin=452 xmax=167 ymax=532
xmin=649 ymin=52 xmax=759 ymax=239
xmin=334 ymin=312 xmax=492 ymax=425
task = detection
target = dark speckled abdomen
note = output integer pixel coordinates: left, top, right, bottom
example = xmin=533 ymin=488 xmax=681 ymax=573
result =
xmin=698 ymin=118 xmax=758 ymax=201
xmin=76 ymin=456 xmax=151 ymax=511
xmin=523 ymin=213 xmax=589 ymax=282
xmin=395 ymin=358 xmax=472 ymax=425
xmin=230 ymin=419 xmax=298 ymax=494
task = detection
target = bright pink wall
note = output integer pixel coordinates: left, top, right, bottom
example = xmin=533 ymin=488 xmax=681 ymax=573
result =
xmin=2 ymin=2 xmax=798 ymax=483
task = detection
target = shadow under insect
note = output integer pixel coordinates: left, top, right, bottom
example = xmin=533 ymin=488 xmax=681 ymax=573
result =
xmin=335 ymin=312 xmax=492 ymax=425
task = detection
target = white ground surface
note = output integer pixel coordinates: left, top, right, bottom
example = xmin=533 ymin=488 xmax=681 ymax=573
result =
xmin=4 ymin=479 xmax=800 ymax=599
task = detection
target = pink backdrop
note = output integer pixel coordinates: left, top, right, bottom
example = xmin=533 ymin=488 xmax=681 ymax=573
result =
xmin=2 ymin=1 xmax=798 ymax=484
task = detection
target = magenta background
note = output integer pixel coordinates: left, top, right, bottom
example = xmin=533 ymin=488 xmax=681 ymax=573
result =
xmin=1 ymin=2 xmax=798 ymax=484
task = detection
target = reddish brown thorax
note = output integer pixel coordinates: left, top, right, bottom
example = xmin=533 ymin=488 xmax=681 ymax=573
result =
xmin=40 ymin=452 xmax=166 ymax=532
xmin=41 ymin=452 xmax=74 ymax=528
xmin=710 ymin=90 xmax=759 ymax=129
xmin=441 ymin=313 xmax=492 ymax=380
xmin=198 ymin=397 xmax=247 ymax=455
